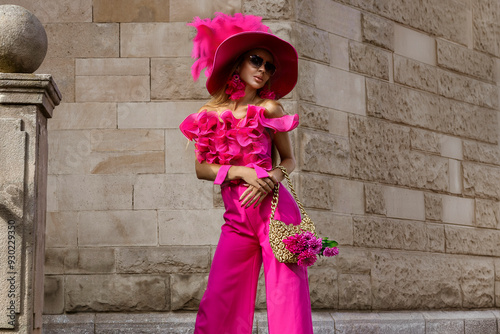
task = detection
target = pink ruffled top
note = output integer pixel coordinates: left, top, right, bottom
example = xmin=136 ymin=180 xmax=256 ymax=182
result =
xmin=179 ymin=105 xmax=299 ymax=171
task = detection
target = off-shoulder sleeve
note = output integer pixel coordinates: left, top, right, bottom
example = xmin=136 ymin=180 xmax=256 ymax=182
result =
xmin=179 ymin=111 xmax=220 ymax=164
xmin=254 ymin=105 xmax=299 ymax=132
xmin=179 ymin=110 xmax=219 ymax=141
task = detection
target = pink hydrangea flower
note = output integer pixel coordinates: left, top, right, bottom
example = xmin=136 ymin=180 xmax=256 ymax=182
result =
xmin=323 ymin=247 xmax=339 ymax=257
xmin=283 ymin=234 xmax=307 ymax=254
xmin=297 ymin=249 xmax=317 ymax=267
xmin=308 ymin=236 xmax=323 ymax=254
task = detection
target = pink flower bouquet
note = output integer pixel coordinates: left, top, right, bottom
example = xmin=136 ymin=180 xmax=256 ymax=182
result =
xmin=282 ymin=232 xmax=338 ymax=267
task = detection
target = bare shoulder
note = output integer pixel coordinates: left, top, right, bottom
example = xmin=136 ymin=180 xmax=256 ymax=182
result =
xmin=261 ymin=99 xmax=285 ymax=118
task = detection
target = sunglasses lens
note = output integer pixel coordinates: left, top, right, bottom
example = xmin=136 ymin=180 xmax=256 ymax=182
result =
xmin=249 ymin=55 xmax=263 ymax=67
xmin=249 ymin=55 xmax=276 ymax=76
xmin=265 ymin=63 xmax=276 ymax=75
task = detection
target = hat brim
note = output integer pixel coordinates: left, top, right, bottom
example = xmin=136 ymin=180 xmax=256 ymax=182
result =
xmin=206 ymin=31 xmax=298 ymax=99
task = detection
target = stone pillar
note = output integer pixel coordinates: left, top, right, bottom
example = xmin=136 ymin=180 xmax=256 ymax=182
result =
xmin=0 ymin=5 xmax=61 ymax=334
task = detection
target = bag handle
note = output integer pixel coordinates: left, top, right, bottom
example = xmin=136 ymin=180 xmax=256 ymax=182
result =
xmin=270 ymin=166 xmax=310 ymax=221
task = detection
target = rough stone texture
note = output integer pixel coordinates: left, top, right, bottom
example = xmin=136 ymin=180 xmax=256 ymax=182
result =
xmin=437 ymin=39 xmax=495 ymax=82
xmin=293 ymin=23 xmax=330 ymax=63
xmin=297 ymin=102 xmax=330 ymax=132
xmin=354 ymin=216 xmax=433 ymax=251
xmin=338 ymin=274 xmax=371 ymax=310
xmin=446 ymin=225 xmax=500 ymax=257
xmin=242 ymin=0 xmax=294 ymax=19
xmin=425 ymin=193 xmax=442 ymax=221
xmin=410 ymin=128 xmax=441 ymax=155
xmin=45 ymin=248 xmax=115 ymax=274
xmin=366 ymin=79 xmax=498 ymax=144
xmin=65 ymin=275 xmax=169 ymax=312
xmin=371 ymin=251 xmax=494 ymax=309
xmin=349 ymin=41 xmax=390 ymax=80
xmin=295 ymin=173 xmax=334 ymax=210
xmin=0 ymin=5 xmax=48 ymax=73
xmin=427 ymin=223 xmax=446 ymax=253
xmin=116 ymin=246 xmax=210 ymax=274
xmin=151 ymin=58 xmax=209 ymax=100
xmin=336 ymin=0 xmax=469 ymax=46
xmin=463 ymin=162 xmax=500 ymax=199
xmin=438 ymin=69 xmax=498 ymax=109
xmin=349 ymin=115 xmax=448 ymax=191
xmin=93 ymin=0 xmax=169 ymax=22
xmin=364 ymin=183 xmax=386 ymax=215
xmin=170 ymin=274 xmax=208 ymax=310
xmin=361 ymin=13 xmax=394 ymax=51
xmin=463 ymin=140 xmax=500 ymax=165
xmin=394 ymin=55 xmax=438 ymax=93
xmin=475 ymin=198 xmax=500 ymax=229
xmin=472 ymin=0 xmax=500 ymax=57
xmin=298 ymin=129 xmax=349 ymax=176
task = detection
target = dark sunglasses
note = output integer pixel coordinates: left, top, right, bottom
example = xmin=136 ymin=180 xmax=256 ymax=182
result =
xmin=249 ymin=55 xmax=276 ymax=76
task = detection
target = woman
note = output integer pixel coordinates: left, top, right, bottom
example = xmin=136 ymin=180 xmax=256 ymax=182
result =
xmin=179 ymin=13 xmax=313 ymax=334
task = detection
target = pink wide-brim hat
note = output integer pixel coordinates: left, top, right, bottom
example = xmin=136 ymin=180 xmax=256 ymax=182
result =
xmin=206 ymin=31 xmax=298 ymax=99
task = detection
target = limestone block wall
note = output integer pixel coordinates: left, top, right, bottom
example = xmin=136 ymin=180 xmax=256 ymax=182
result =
xmin=1 ymin=0 xmax=498 ymax=314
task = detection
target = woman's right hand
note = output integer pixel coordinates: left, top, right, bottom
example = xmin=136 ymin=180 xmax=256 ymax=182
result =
xmin=237 ymin=166 xmax=277 ymax=208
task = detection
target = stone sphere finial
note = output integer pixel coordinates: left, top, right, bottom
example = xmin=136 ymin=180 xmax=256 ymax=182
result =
xmin=0 ymin=5 xmax=48 ymax=73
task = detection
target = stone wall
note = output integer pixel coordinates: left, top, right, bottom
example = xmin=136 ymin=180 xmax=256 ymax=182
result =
xmin=1 ymin=0 xmax=498 ymax=314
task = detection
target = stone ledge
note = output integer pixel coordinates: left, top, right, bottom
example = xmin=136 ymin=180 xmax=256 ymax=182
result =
xmin=43 ymin=310 xmax=500 ymax=333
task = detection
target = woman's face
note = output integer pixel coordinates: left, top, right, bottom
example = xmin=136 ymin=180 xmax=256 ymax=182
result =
xmin=237 ymin=48 xmax=275 ymax=90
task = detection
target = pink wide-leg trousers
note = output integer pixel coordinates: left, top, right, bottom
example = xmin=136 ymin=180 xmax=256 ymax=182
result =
xmin=194 ymin=182 xmax=313 ymax=334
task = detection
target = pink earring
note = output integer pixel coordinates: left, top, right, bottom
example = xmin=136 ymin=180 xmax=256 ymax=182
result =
xmin=225 ymin=73 xmax=246 ymax=100
xmin=259 ymin=86 xmax=277 ymax=100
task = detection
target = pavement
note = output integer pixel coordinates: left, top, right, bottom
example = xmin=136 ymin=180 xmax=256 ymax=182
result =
xmin=43 ymin=309 xmax=500 ymax=333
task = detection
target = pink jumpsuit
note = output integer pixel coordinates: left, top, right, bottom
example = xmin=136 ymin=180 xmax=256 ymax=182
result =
xmin=180 ymin=105 xmax=313 ymax=334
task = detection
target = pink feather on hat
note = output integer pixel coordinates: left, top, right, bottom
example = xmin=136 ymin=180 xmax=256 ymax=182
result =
xmin=188 ymin=12 xmax=270 ymax=81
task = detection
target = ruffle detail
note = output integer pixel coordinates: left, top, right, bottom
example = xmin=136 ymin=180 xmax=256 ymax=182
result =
xmin=179 ymin=105 xmax=299 ymax=170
